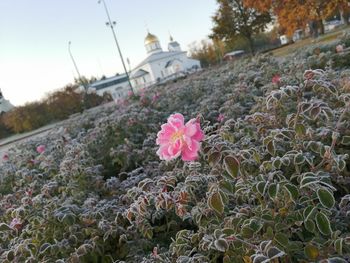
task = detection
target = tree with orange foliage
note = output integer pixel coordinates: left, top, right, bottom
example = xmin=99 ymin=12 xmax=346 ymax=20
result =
xmin=244 ymin=0 xmax=349 ymax=37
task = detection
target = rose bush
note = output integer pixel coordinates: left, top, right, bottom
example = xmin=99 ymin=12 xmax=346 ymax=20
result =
xmin=0 ymin=35 xmax=350 ymax=262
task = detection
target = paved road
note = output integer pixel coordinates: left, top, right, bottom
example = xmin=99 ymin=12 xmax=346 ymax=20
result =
xmin=0 ymin=124 xmax=57 ymax=163
xmin=0 ymin=101 xmax=117 ymax=164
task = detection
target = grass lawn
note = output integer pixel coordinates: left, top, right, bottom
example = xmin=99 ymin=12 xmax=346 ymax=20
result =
xmin=272 ymin=25 xmax=350 ymax=57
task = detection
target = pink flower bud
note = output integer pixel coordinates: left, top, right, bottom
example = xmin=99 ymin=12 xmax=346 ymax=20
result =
xmin=36 ymin=145 xmax=46 ymax=154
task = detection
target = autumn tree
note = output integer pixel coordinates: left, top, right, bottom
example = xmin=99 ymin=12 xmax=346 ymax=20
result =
xmin=327 ymin=0 xmax=350 ymax=25
xmin=1 ymin=84 xmax=109 ymax=135
xmin=211 ymin=0 xmax=271 ymax=54
xmin=189 ymin=39 xmax=226 ymax=67
xmin=244 ymin=0 xmax=349 ymax=37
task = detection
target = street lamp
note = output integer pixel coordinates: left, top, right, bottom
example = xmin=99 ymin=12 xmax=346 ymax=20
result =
xmin=68 ymin=41 xmax=87 ymax=91
xmin=68 ymin=41 xmax=88 ymax=110
xmin=98 ymin=0 xmax=134 ymax=95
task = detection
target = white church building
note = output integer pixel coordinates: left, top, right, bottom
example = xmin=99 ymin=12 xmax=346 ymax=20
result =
xmin=86 ymin=32 xmax=201 ymax=99
xmin=130 ymin=32 xmax=201 ymax=91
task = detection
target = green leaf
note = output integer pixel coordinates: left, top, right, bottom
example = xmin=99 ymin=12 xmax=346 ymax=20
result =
xmin=257 ymin=181 xmax=267 ymax=195
xmin=267 ymin=246 xmax=285 ymax=259
xmin=341 ymin=136 xmax=350 ymax=145
xmin=304 ymin=219 xmax=315 ymax=232
xmin=249 ymin=219 xmax=262 ymax=233
xmin=6 ymin=250 xmax=15 ymax=261
xmin=208 ymin=192 xmax=224 ymax=214
xmin=263 ymin=136 xmax=273 ymax=146
xmin=295 ymin=123 xmax=306 ymax=136
xmin=275 ymin=233 xmax=289 ymax=247
xmin=304 ymin=206 xmax=318 ymax=222
xmin=272 ymin=158 xmax=282 ymax=169
xmin=253 ymin=151 xmax=261 ymax=164
xmin=304 ymin=244 xmax=319 ymax=260
xmin=62 ymin=213 xmax=76 ymax=225
xmin=219 ymin=180 xmax=234 ymax=194
xmin=334 ymin=238 xmax=343 ymax=255
xmin=337 ymin=159 xmax=346 ymax=171
xmin=208 ymin=151 xmax=221 ymax=167
xmin=39 ymin=243 xmax=51 ymax=255
xmin=308 ymin=141 xmax=321 ymax=153
xmin=241 ymin=226 xmax=254 ymax=238
xmin=315 ymin=211 xmax=332 ymax=236
xmin=284 ymin=183 xmax=299 ymax=201
xmin=268 ymin=183 xmax=279 ymax=199
xmin=0 ymin=223 xmax=12 ymax=231
xmin=310 ymin=106 xmax=321 ymax=120
xmin=144 ymin=227 xmax=153 ymax=239
xmin=253 ymin=255 xmax=269 ymax=263
xmin=266 ymin=140 xmax=276 ymax=156
xmin=223 ymin=155 xmax=240 ymax=178
xmin=214 ymin=238 xmax=228 ymax=252
xmin=317 ymin=188 xmax=335 ymax=209
xmin=294 ymin=153 xmax=305 ymax=165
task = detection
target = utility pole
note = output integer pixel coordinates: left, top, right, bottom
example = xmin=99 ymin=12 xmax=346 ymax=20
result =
xmin=68 ymin=41 xmax=87 ymax=109
xmin=98 ymin=0 xmax=134 ymax=95
xmin=68 ymin=41 xmax=87 ymax=91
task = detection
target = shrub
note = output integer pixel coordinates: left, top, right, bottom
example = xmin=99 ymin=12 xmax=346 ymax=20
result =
xmin=1 ymin=37 xmax=350 ymax=262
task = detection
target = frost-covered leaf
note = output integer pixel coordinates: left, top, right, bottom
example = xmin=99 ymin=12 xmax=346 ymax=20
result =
xmin=284 ymin=183 xmax=299 ymax=201
xmin=223 ymin=155 xmax=240 ymax=178
xmin=315 ymin=212 xmax=332 ymax=236
xmin=208 ymin=192 xmax=224 ymax=214
xmin=275 ymin=233 xmax=289 ymax=247
xmin=268 ymin=183 xmax=278 ymax=199
xmin=341 ymin=136 xmax=350 ymax=145
xmin=334 ymin=238 xmax=343 ymax=255
xmin=208 ymin=151 xmax=221 ymax=167
xmin=252 ymin=255 xmax=269 ymax=263
xmin=214 ymin=238 xmax=228 ymax=252
xmin=317 ymin=188 xmax=335 ymax=209
xmin=267 ymin=246 xmax=285 ymax=259
xmin=0 ymin=223 xmax=12 ymax=231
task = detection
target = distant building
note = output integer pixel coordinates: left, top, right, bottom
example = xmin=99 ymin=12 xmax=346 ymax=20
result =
xmin=223 ymin=50 xmax=246 ymax=61
xmin=279 ymin=35 xmax=291 ymax=45
xmin=0 ymin=90 xmax=14 ymax=114
xmin=130 ymin=32 xmax=201 ymax=91
xmin=88 ymin=74 xmax=130 ymax=99
xmin=79 ymin=32 xmax=201 ymax=99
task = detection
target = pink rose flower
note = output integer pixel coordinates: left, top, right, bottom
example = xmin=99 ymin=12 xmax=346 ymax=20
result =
xmin=10 ymin=218 xmax=22 ymax=230
xmin=217 ymin=114 xmax=225 ymax=122
xmin=2 ymin=154 xmax=9 ymax=161
xmin=272 ymin=74 xmax=281 ymax=84
xmin=127 ymin=91 xmax=134 ymax=97
xmin=336 ymin=44 xmax=344 ymax=53
xmin=36 ymin=145 xmax=46 ymax=154
xmin=156 ymin=113 xmax=204 ymax=161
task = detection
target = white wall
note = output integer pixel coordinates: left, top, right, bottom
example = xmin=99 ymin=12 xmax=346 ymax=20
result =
xmin=95 ymin=81 xmax=130 ymax=99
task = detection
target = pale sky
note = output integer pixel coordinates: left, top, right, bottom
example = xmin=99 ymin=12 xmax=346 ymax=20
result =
xmin=0 ymin=0 xmax=217 ymax=106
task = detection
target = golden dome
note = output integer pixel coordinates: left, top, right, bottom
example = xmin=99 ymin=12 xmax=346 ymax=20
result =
xmin=144 ymin=32 xmax=159 ymax=45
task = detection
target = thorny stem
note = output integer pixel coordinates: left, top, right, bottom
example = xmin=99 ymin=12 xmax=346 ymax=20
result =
xmin=226 ymin=235 xmax=258 ymax=250
xmin=293 ymin=87 xmax=304 ymax=130
xmin=314 ymin=102 xmax=350 ymax=171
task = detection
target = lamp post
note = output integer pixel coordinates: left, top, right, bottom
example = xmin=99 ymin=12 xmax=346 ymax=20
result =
xmin=98 ymin=0 xmax=134 ymax=95
xmin=68 ymin=41 xmax=87 ymax=91
xmin=68 ymin=41 xmax=87 ymax=109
